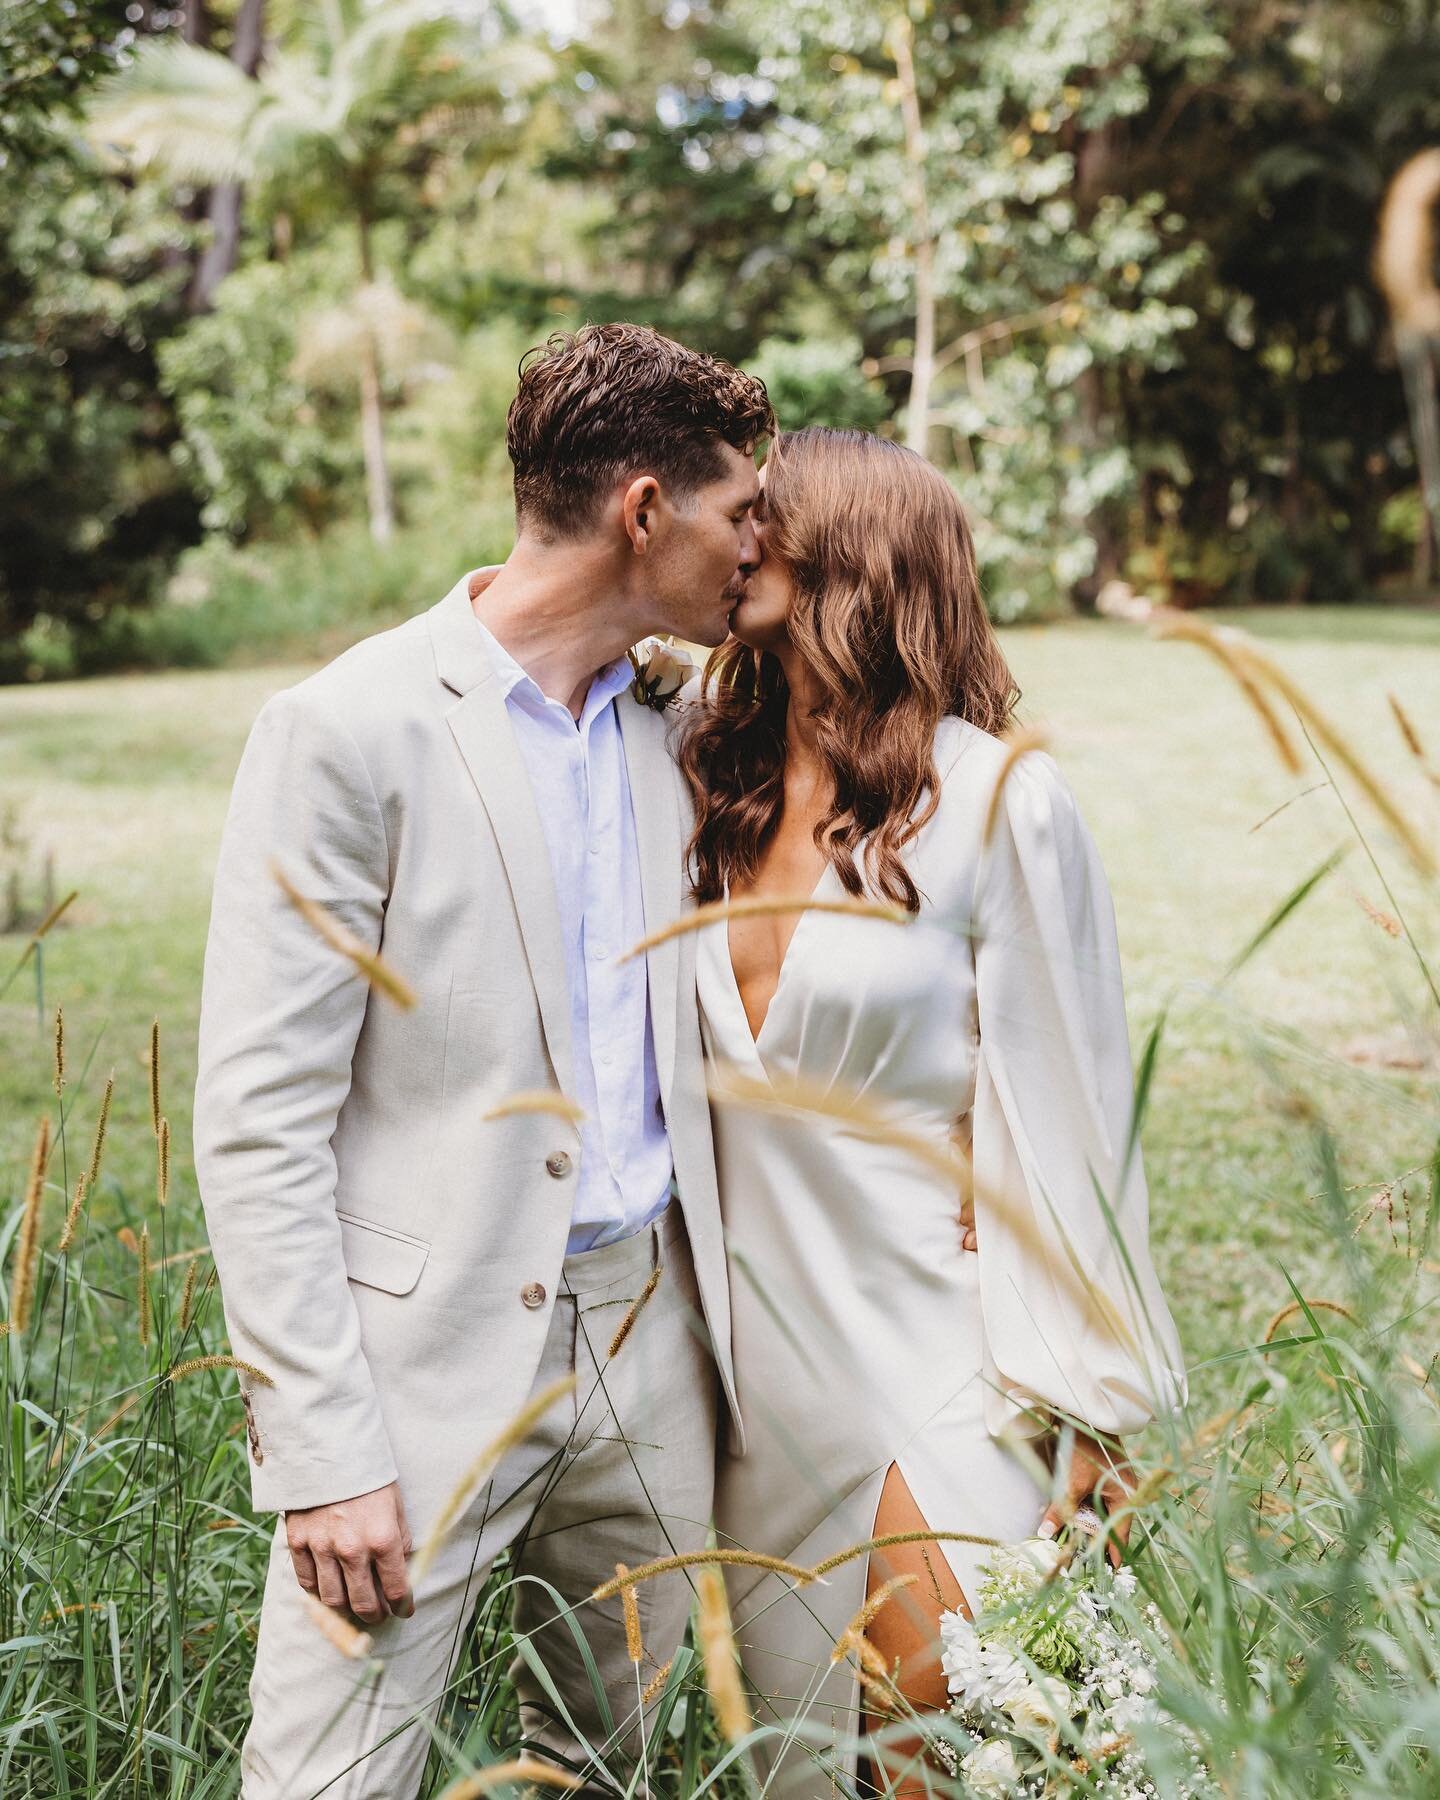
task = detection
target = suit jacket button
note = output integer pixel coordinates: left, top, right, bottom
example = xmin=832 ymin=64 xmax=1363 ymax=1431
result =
xmin=545 ymin=1151 xmax=572 ymax=1178
xmin=521 ymin=1282 xmax=547 ymax=1309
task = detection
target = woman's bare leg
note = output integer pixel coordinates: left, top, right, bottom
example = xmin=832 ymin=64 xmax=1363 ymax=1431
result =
xmin=856 ymin=1462 xmax=971 ymax=1800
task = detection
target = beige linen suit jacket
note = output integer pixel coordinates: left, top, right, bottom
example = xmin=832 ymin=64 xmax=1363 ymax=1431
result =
xmin=193 ymin=572 xmax=742 ymax=1517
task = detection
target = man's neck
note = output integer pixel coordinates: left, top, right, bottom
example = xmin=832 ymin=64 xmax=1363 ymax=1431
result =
xmin=468 ymin=543 xmax=646 ymax=721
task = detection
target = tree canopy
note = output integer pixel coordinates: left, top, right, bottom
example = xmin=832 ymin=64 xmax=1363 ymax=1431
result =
xmin=3 ymin=0 xmax=1438 ymax=678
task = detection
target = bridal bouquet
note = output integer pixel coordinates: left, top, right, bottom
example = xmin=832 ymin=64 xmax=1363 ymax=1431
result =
xmin=936 ymin=1536 xmax=1215 ymax=1798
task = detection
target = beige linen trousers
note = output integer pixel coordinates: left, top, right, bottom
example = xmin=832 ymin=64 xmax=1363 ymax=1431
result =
xmin=240 ymin=1201 xmax=717 ymax=1797
xmin=193 ymin=572 xmax=741 ymax=1794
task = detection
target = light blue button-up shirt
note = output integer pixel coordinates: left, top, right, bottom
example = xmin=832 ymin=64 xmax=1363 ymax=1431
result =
xmin=471 ymin=616 xmax=674 ymax=1252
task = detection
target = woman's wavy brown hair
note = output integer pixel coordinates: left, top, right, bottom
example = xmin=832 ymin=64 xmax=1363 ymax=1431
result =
xmin=677 ymin=426 xmax=1021 ymax=912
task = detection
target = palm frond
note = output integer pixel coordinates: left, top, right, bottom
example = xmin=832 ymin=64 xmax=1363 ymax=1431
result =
xmin=86 ymin=40 xmax=267 ymax=184
xmin=87 ymin=38 xmax=339 ymax=188
xmin=333 ymin=7 xmax=554 ymax=140
xmin=88 ymin=6 xmax=555 ymax=196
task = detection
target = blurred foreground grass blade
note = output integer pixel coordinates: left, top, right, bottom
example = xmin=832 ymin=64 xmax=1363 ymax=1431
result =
xmin=1222 ymin=844 xmax=1351 ymax=982
xmin=0 ymin=890 xmax=78 ymax=1000
xmin=622 ymin=891 xmax=911 ymax=964
xmin=269 ymin=859 xmax=417 ymax=1008
xmin=1124 ymin=1001 xmax=1169 ymax=1181
xmin=1295 ymin=714 xmax=1440 ymax=1015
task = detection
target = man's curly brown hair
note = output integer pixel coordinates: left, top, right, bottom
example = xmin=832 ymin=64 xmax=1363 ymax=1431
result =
xmin=506 ymin=322 xmax=775 ymax=539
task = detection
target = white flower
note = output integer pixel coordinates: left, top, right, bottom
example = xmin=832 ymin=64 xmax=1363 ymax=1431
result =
xmin=1001 ymin=1676 xmax=1072 ymax=1742
xmin=985 ymin=1536 xmax=1067 ymax=1597
xmin=1016 ymin=1535 xmax=1068 ymax=1580
xmin=629 ymin=639 xmax=696 ymax=709
xmin=938 ymin=1610 xmax=1029 ymax=1711
xmin=938 ymin=1608 xmax=980 ymax=1668
xmin=942 ymin=1544 xmax=1209 ymax=1796
xmin=960 ymin=1738 xmax=1022 ymax=1798
xmin=1106 ymin=1693 xmax=1150 ymax=1731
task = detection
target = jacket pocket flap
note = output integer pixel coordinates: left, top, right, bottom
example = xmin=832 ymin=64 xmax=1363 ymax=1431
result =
xmin=335 ymin=1209 xmax=430 ymax=1296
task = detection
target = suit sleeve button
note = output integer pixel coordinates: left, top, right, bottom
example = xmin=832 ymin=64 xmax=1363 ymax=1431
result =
xmin=545 ymin=1151 xmax=572 ymax=1178
xmin=521 ymin=1282 xmax=547 ymax=1309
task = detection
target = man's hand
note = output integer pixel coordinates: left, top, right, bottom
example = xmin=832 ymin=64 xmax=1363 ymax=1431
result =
xmin=285 ymin=1480 xmax=416 ymax=1624
xmin=960 ymin=1197 xmax=977 ymax=1254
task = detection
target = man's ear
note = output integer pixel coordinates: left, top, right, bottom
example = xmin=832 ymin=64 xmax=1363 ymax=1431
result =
xmin=621 ymin=474 xmax=663 ymax=554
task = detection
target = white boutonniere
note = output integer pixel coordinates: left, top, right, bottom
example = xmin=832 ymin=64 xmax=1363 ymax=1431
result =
xmin=627 ymin=638 xmax=696 ymax=712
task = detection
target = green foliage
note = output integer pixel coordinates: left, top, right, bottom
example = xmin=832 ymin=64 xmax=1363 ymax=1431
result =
xmin=539 ymin=0 xmax=802 ymax=363
xmin=576 ymin=0 xmax=1440 ymax=615
xmin=393 ymin=318 xmax=538 ymax=491
xmin=157 ymin=259 xmax=361 ymax=537
xmin=403 ymin=175 xmax=612 ymax=343
xmin=0 ymin=0 xmax=126 ymax=165
xmin=0 ymin=142 xmax=201 ymax=674
xmin=1379 ymin=486 xmax=1428 ymax=558
xmin=728 ymin=0 xmax=1216 ymax=617
xmin=748 ymin=336 xmax=890 ymax=432
xmin=88 ymin=7 xmax=556 ymax=211
xmin=1104 ymin=0 xmax=1440 ymax=603
xmin=86 ymin=0 xmax=560 ymax=547
xmin=13 ymin=495 xmax=515 ymax=681
xmin=5 ymin=0 xmax=1438 ymax=677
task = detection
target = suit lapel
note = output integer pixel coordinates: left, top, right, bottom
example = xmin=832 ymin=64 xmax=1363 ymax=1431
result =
xmin=429 ymin=576 xmax=574 ymax=1098
xmin=427 ymin=573 xmax=688 ymax=1109
xmin=618 ymin=694 xmax=683 ymax=1105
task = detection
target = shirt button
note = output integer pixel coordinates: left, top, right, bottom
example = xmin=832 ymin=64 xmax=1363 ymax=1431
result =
xmin=545 ymin=1151 xmax=572 ymax=1178
xmin=593 ymin=946 xmax=608 ymax=961
xmin=521 ymin=1282 xmax=546 ymax=1309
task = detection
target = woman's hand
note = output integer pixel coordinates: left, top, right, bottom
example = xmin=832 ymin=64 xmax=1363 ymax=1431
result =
xmin=1037 ymin=1427 xmax=1134 ymax=1567
xmin=952 ymin=1118 xmax=977 ymax=1252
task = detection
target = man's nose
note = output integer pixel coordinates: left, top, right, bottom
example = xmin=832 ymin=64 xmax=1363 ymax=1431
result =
xmin=738 ymin=518 xmax=763 ymax=572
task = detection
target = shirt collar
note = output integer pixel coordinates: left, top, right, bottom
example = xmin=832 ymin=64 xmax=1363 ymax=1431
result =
xmin=470 ymin=613 xmax=634 ymax=729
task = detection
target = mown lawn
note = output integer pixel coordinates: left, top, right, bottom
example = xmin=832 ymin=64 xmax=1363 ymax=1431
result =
xmin=3 ymin=602 xmax=1438 ymax=1425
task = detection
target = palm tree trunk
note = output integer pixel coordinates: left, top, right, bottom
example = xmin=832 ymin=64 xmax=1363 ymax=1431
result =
xmin=356 ymin=212 xmax=395 ymax=544
xmin=1070 ymin=117 xmax=1127 ymax=613
xmin=909 ymin=236 xmax=936 ymax=459
xmin=891 ymin=17 xmax=935 ymax=459
xmin=189 ymin=0 xmax=266 ymax=312
xmin=1399 ymin=337 xmax=1440 ymax=587
xmin=358 ymin=349 xmax=395 ymax=544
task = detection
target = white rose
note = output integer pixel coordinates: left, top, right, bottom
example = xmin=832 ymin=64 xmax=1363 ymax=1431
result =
xmin=1001 ymin=1676 xmax=1072 ymax=1746
xmin=638 ymin=643 xmax=695 ymax=700
xmin=1013 ymin=1535 xmax=1067 ymax=1585
xmin=960 ymin=1738 xmax=1021 ymax=1798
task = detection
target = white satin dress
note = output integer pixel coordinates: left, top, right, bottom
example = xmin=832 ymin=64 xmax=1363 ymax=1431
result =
xmin=696 ymin=715 xmax=1188 ymax=1798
